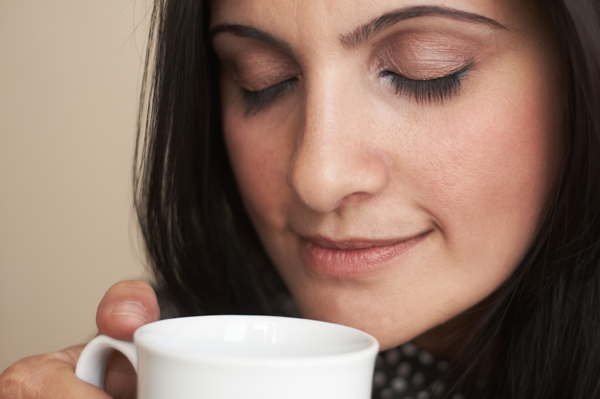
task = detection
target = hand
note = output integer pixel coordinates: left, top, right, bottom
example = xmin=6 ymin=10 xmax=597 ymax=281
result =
xmin=0 ymin=280 xmax=160 ymax=399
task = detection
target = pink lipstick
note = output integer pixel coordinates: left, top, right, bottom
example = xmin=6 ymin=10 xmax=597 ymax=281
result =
xmin=300 ymin=232 xmax=430 ymax=277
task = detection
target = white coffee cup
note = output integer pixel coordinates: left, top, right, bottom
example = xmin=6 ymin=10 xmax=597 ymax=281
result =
xmin=76 ymin=315 xmax=379 ymax=399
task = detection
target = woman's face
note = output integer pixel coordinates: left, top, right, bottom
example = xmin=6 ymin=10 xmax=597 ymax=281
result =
xmin=211 ymin=0 xmax=563 ymax=350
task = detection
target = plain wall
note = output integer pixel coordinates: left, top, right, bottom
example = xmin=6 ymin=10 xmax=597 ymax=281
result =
xmin=1 ymin=1 xmax=152 ymax=371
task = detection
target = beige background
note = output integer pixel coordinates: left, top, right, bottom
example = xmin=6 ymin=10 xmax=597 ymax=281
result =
xmin=1 ymin=1 xmax=152 ymax=371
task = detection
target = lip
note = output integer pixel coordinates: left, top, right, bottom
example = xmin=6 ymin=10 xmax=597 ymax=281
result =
xmin=299 ymin=231 xmax=431 ymax=277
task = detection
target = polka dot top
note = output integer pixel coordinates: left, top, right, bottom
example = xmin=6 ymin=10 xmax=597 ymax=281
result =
xmin=372 ymin=342 xmax=465 ymax=399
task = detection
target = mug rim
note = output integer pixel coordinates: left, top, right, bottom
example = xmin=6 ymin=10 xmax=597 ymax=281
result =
xmin=133 ymin=314 xmax=379 ymax=366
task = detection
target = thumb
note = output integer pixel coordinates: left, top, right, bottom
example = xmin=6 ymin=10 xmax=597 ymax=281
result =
xmin=96 ymin=280 xmax=160 ymax=341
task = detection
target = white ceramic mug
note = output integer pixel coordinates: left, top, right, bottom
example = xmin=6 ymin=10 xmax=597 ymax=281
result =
xmin=76 ymin=315 xmax=379 ymax=399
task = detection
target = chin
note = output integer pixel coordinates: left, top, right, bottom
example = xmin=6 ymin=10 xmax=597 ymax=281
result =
xmin=291 ymin=290 xmax=427 ymax=352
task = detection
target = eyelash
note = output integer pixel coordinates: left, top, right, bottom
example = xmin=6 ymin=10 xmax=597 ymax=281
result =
xmin=240 ymin=64 xmax=470 ymax=115
xmin=380 ymin=64 xmax=471 ymax=104
xmin=241 ymin=78 xmax=298 ymax=116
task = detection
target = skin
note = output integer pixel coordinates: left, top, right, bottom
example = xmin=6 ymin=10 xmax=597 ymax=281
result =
xmin=0 ymin=0 xmax=564 ymax=398
xmin=212 ymin=0 xmax=563 ymax=351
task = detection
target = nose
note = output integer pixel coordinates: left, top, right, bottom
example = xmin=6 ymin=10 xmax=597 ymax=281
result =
xmin=286 ymin=74 xmax=390 ymax=213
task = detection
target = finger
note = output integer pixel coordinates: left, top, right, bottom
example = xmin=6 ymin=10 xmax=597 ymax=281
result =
xmin=0 ymin=345 xmax=112 ymax=399
xmin=104 ymin=352 xmax=137 ymax=399
xmin=96 ymin=280 xmax=160 ymax=341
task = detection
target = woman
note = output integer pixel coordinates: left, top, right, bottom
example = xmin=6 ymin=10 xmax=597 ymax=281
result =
xmin=2 ymin=0 xmax=599 ymax=398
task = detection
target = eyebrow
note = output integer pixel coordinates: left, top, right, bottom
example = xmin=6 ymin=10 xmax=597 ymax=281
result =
xmin=341 ymin=5 xmax=507 ymax=48
xmin=210 ymin=5 xmax=507 ymax=51
xmin=210 ymin=24 xmax=292 ymax=52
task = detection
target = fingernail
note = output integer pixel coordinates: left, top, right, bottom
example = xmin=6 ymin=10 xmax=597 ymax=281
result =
xmin=111 ymin=301 xmax=147 ymax=322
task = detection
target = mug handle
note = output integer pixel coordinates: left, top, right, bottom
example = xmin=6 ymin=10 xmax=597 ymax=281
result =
xmin=75 ymin=335 xmax=138 ymax=389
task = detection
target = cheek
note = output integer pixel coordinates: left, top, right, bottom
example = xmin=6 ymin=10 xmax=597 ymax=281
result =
xmin=404 ymin=62 xmax=563 ymax=272
xmin=222 ymin=100 xmax=296 ymax=230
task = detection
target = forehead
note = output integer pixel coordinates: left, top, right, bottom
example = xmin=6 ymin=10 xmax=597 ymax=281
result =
xmin=210 ymin=0 xmax=540 ymax=40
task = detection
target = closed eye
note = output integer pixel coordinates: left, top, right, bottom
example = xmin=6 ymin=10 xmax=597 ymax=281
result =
xmin=380 ymin=64 xmax=471 ymax=104
xmin=241 ymin=78 xmax=298 ymax=116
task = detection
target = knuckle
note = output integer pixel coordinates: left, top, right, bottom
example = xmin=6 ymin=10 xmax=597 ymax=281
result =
xmin=0 ymin=357 xmax=45 ymax=398
xmin=100 ymin=280 xmax=159 ymax=322
xmin=0 ymin=350 xmax=77 ymax=399
xmin=0 ymin=374 xmax=25 ymax=398
xmin=104 ymin=280 xmax=157 ymax=308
